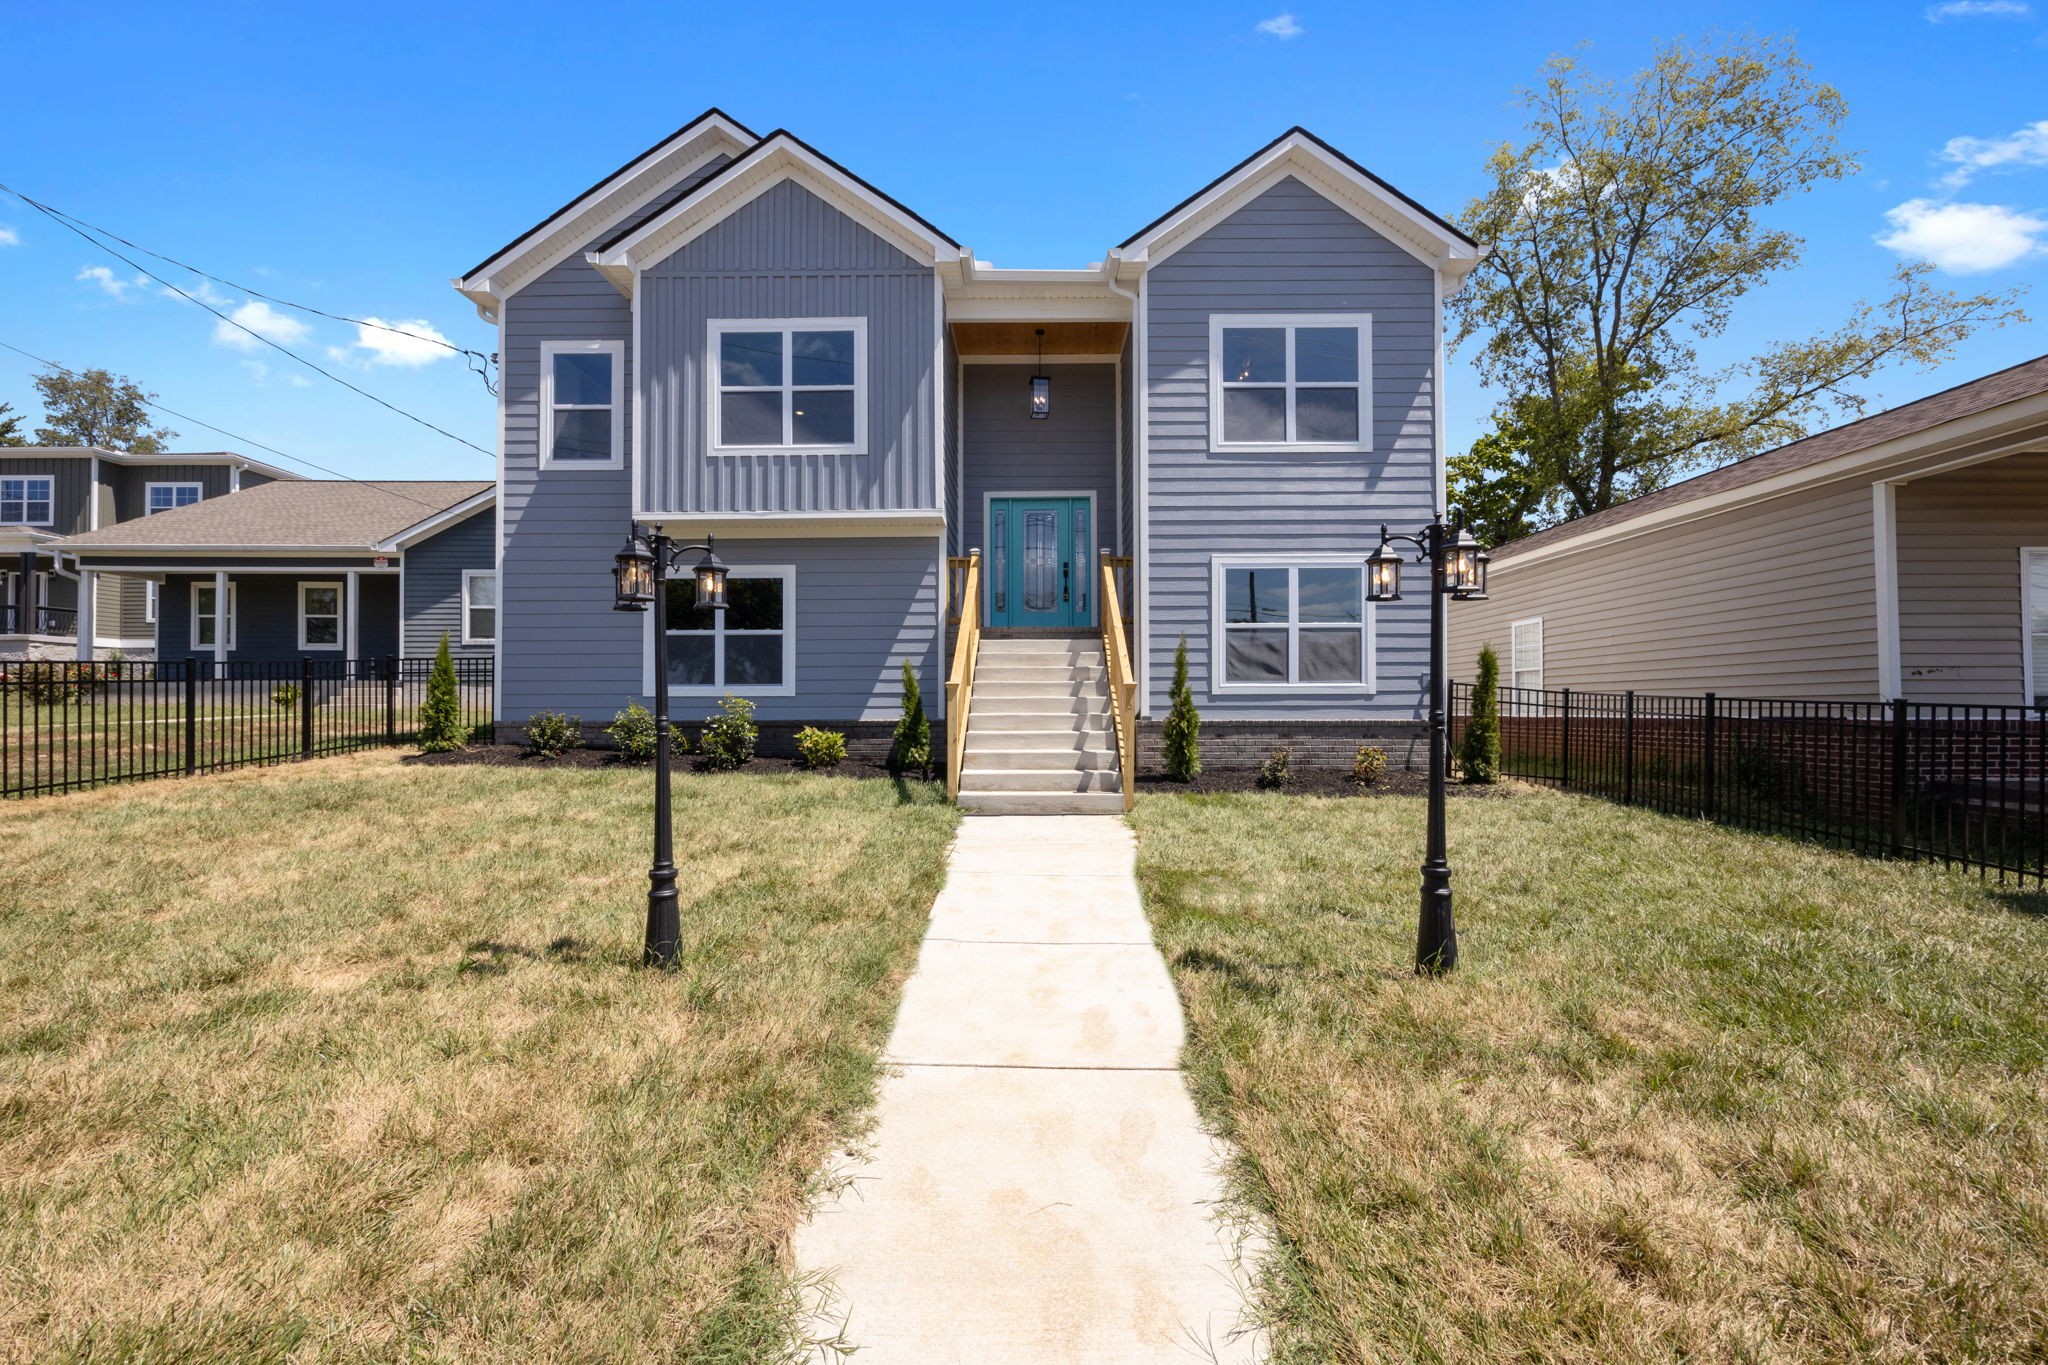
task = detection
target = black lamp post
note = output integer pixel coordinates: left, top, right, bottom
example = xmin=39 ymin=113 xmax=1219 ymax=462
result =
xmin=1367 ymin=509 xmax=1490 ymax=975
xmin=613 ymin=525 xmax=728 ymax=968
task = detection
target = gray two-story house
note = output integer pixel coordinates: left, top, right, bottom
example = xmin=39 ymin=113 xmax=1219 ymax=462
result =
xmin=2 ymin=446 xmax=297 ymax=660
xmin=454 ymin=110 xmax=1482 ymax=808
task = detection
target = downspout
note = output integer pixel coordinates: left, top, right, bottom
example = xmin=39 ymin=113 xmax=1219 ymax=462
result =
xmin=1105 ymin=268 xmax=1144 ymax=716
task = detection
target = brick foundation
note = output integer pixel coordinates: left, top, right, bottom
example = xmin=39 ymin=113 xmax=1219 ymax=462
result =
xmin=1134 ymin=718 xmax=1427 ymax=772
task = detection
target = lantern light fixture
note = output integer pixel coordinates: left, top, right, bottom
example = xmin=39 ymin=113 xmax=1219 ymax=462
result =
xmin=1366 ymin=531 xmax=1404 ymax=603
xmin=692 ymin=541 xmax=729 ymax=611
xmin=1029 ymin=327 xmax=1051 ymax=420
xmin=612 ymin=532 xmax=656 ymax=611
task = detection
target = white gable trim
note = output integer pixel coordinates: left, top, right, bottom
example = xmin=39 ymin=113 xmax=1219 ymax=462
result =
xmin=1114 ymin=132 xmax=1484 ymax=279
xmin=589 ymin=136 xmax=964 ymax=290
xmin=375 ymin=490 xmax=497 ymax=553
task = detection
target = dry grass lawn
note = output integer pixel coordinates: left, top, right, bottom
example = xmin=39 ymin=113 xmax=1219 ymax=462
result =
xmin=1134 ymin=785 xmax=2048 ymax=1364
xmin=0 ymin=749 xmax=956 ymax=1363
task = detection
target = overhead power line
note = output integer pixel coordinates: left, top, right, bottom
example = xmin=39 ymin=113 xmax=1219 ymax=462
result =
xmin=0 ymin=182 xmax=495 ymax=457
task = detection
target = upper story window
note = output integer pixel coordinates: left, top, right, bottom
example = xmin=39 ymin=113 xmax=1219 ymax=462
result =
xmin=1 ymin=476 xmax=54 ymax=526
xmin=710 ymin=318 xmax=867 ymax=455
xmin=1209 ymin=314 xmax=1372 ymax=453
xmin=540 ymin=339 xmax=624 ymax=469
xmin=146 ymin=482 xmax=203 ymax=514
xmin=1211 ymin=557 xmax=1375 ymax=692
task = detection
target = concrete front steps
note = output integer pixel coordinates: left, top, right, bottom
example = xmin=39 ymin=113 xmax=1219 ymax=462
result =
xmin=959 ymin=636 xmax=1124 ymax=815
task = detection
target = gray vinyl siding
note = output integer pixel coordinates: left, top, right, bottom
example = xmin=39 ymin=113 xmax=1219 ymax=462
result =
xmin=959 ymin=363 xmax=1117 ymax=560
xmin=0 ymin=456 xmax=94 ymax=534
xmin=1142 ymin=174 xmax=1438 ymax=719
xmin=1897 ymin=449 xmax=2048 ymax=704
xmin=110 ymin=464 xmax=235 ymax=521
xmin=402 ymin=507 xmax=497 ymax=658
xmin=157 ymin=573 xmax=400 ymax=661
xmin=638 ymin=179 xmax=939 ymax=515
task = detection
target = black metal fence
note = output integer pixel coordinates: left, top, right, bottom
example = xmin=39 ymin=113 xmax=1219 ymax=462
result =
xmin=2 ymin=656 xmax=493 ymax=799
xmin=1452 ymin=683 xmax=2048 ymax=884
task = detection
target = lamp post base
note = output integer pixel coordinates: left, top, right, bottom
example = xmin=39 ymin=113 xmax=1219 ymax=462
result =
xmin=645 ymin=868 xmax=681 ymax=969
xmin=1416 ymin=863 xmax=1457 ymax=975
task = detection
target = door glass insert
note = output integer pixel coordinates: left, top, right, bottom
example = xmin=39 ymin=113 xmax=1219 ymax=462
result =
xmin=1023 ymin=511 xmax=1058 ymax=612
xmin=990 ymin=507 xmax=1007 ymax=614
xmin=1074 ymin=504 xmax=1090 ymax=614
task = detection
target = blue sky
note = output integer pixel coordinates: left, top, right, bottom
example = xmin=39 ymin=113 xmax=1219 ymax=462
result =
xmin=1 ymin=0 xmax=2043 ymax=482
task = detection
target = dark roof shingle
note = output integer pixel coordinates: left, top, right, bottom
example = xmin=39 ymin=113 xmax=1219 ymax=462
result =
xmin=57 ymin=480 xmax=491 ymax=551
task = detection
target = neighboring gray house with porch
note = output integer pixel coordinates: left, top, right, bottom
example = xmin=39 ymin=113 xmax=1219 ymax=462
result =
xmin=453 ymin=109 xmax=1483 ymax=806
xmin=53 ymin=480 xmax=496 ymax=668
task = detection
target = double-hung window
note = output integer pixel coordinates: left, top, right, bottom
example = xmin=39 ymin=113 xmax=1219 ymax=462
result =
xmin=540 ymin=339 xmax=624 ymax=468
xmin=1213 ymin=558 xmax=1374 ymax=691
xmin=2025 ymin=549 xmax=2048 ymax=706
xmin=662 ymin=566 xmax=795 ymax=695
xmin=1209 ymin=314 xmax=1372 ymax=452
xmin=1510 ymin=617 xmax=1544 ymax=693
xmin=1 ymin=476 xmax=54 ymax=526
xmin=462 ymin=570 xmax=497 ymax=644
xmin=710 ymin=318 xmax=867 ymax=454
xmin=146 ymin=482 xmax=203 ymax=514
xmin=299 ymin=582 xmax=343 ymax=650
xmin=193 ymin=582 xmax=236 ymax=650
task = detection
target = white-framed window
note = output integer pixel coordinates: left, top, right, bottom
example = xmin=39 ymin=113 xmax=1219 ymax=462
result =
xmin=709 ymin=317 xmax=868 ymax=455
xmin=1208 ymin=313 xmax=1372 ymax=453
xmin=298 ymin=581 xmax=343 ymax=650
xmin=2024 ymin=549 xmax=2048 ymax=707
xmin=1 ymin=475 xmax=54 ymax=526
xmin=145 ymin=482 xmax=203 ymax=514
xmin=1210 ymin=557 xmax=1376 ymax=692
xmin=540 ymin=339 xmax=625 ymax=468
xmin=462 ymin=569 xmax=497 ymax=644
xmin=658 ymin=566 xmax=795 ymax=696
xmin=145 ymin=581 xmax=158 ymax=624
xmin=192 ymin=581 xmax=237 ymax=650
xmin=1510 ymin=617 xmax=1544 ymax=692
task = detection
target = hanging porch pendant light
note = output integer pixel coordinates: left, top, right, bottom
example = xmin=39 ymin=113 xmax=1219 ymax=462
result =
xmin=1029 ymin=328 xmax=1051 ymax=419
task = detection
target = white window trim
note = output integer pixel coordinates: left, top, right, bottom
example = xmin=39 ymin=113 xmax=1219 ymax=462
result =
xmin=298 ymin=580 xmax=344 ymax=651
xmin=1509 ymin=616 xmax=1544 ymax=693
xmin=145 ymin=581 xmax=158 ymax=625
xmin=1208 ymin=555 xmax=1377 ymax=694
xmin=462 ymin=569 xmax=497 ymax=645
xmin=539 ymin=338 xmax=626 ymax=470
xmin=144 ymin=481 xmax=204 ymax=515
xmin=1 ymin=475 xmax=55 ymax=527
xmin=1208 ymin=313 xmax=1373 ymax=454
xmin=645 ymin=564 xmax=797 ymax=698
xmin=2023 ymin=548 xmax=2048 ymax=707
xmin=707 ymin=317 xmax=869 ymax=457
xmin=191 ymin=581 xmax=237 ymax=651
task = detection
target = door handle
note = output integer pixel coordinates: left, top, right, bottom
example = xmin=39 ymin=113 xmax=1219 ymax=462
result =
xmin=1062 ymin=562 xmax=1070 ymax=603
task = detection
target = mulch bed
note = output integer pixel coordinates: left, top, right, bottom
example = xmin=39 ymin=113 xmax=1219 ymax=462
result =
xmin=403 ymin=744 xmax=904 ymax=782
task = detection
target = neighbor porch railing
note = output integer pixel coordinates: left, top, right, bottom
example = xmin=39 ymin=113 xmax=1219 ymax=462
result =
xmin=944 ymin=552 xmax=981 ymax=802
xmin=1 ymin=605 xmax=76 ymax=637
xmin=1099 ymin=553 xmax=1137 ymax=813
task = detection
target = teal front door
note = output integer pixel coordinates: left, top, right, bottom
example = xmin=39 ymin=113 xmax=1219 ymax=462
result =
xmin=988 ymin=496 xmax=1093 ymax=629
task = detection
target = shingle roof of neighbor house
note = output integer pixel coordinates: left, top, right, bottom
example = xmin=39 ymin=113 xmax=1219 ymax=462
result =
xmin=1494 ymin=353 xmax=2048 ymax=563
xmin=56 ymin=480 xmax=493 ymax=551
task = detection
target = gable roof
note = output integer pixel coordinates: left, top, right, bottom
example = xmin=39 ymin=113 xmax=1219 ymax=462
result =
xmin=56 ymin=480 xmax=492 ymax=553
xmin=1493 ymin=353 xmax=2048 ymax=565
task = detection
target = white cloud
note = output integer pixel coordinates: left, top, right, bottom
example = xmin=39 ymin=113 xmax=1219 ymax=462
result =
xmin=1927 ymin=0 xmax=2032 ymax=18
xmin=76 ymin=264 xmax=151 ymax=300
xmin=1938 ymin=119 xmax=2048 ymax=188
xmin=287 ymin=374 xmax=312 ymax=388
xmin=0 ymin=226 xmax=19 ymax=247
xmin=211 ymin=299 xmax=311 ymax=351
xmin=1878 ymin=198 xmax=2048 ymax=272
xmin=345 ymin=317 xmax=453 ymax=367
xmin=1255 ymin=11 xmax=1303 ymax=38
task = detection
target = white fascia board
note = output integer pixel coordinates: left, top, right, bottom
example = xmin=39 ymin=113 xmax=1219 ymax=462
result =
xmin=631 ymin=509 xmax=946 ymax=540
xmin=376 ymin=490 xmax=497 ymax=552
xmin=593 ymin=138 xmax=965 ymax=287
xmin=32 ymin=448 xmax=303 ymax=483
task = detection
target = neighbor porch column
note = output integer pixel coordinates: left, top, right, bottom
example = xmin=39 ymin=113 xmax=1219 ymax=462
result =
xmin=213 ymin=569 xmax=229 ymax=668
xmin=13 ymin=551 xmax=31 ymax=634
xmin=1872 ymin=481 xmax=1902 ymax=701
xmin=344 ymin=569 xmax=360 ymax=666
xmin=75 ymin=568 xmax=95 ymax=660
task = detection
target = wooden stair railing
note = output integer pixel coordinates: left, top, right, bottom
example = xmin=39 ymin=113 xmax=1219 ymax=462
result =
xmin=1099 ymin=555 xmax=1138 ymax=813
xmin=944 ymin=552 xmax=981 ymax=803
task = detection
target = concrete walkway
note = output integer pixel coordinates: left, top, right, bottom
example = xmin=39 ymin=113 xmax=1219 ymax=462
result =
xmin=794 ymin=816 xmax=1264 ymax=1364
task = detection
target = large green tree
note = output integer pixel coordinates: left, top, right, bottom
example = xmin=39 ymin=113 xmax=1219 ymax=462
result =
xmin=31 ymin=368 xmax=177 ymax=453
xmin=0 ymin=401 xmax=28 ymax=447
xmin=1450 ymin=33 xmax=2026 ymax=546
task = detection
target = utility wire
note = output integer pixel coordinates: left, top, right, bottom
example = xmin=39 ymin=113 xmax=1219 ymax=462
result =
xmin=1 ymin=338 xmax=479 ymax=515
xmin=0 ymin=184 xmax=495 ymax=458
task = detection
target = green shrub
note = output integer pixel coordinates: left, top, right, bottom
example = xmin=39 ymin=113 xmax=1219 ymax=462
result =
xmin=1161 ymin=634 xmax=1201 ymax=782
xmin=698 ymin=694 xmax=758 ymax=771
xmin=794 ymin=725 xmax=848 ymax=770
xmin=1255 ymin=745 xmax=1293 ymax=790
xmin=523 ymin=709 xmax=583 ymax=758
xmin=270 ymin=682 xmax=301 ymax=710
xmin=417 ymin=635 xmax=469 ymax=753
xmin=1352 ymin=744 xmax=1388 ymax=786
xmin=892 ymin=659 xmax=931 ymax=777
xmin=606 ymin=701 xmax=665 ymax=763
xmin=16 ymin=665 xmax=80 ymax=706
xmin=1459 ymin=644 xmax=1502 ymax=784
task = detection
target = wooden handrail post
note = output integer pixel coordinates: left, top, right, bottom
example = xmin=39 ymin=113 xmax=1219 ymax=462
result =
xmin=1099 ymin=559 xmax=1138 ymax=813
xmin=944 ymin=552 xmax=981 ymax=803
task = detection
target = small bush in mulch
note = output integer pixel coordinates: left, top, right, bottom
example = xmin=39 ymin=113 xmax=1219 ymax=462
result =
xmin=1134 ymin=765 xmax=1517 ymax=799
xmin=402 ymin=744 xmax=910 ymax=785
xmin=1255 ymin=746 xmax=1294 ymax=790
xmin=523 ymin=710 xmax=583 ymax=758
xmin=1352 ymin=745 xmax=1389 ymax=787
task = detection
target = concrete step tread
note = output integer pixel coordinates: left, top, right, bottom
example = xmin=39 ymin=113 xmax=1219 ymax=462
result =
xmin=959 ymin=769 xmax=1122 ymax=793
xmin=959 ymin=790 xmax=1128 ymax=815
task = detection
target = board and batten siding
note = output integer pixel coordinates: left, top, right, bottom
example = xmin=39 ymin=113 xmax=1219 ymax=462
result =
xmin=1454 ymin=479 xmax=1882 ymax=700
xmin=0 ymin=456 xmax=95 ymax=533
xmin=109 ymin=463 xmax=235 ymax=521
xmin=402 ymin=506 xmax=496 ymax=658
xmin=637 ymin=179 xmax=939 ymax=515
xmin=1896 ymin=448 xmax=2048 ymax=705
xmin=1143 ymin=174 xmax=1438 ymax=718
xmin=958 ymin=363 xmax=1117 ymax=559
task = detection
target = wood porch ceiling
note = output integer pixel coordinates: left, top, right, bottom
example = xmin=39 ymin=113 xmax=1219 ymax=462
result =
xmin=951 ymin=322 xmax=1129 ymax=356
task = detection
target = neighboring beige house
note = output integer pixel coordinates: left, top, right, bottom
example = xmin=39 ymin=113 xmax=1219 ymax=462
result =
xmin=1454 ymin=354 xmax=2048 ymax=707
